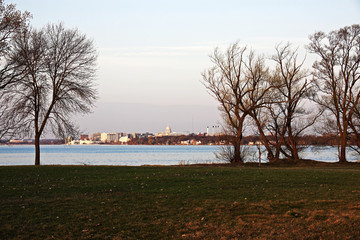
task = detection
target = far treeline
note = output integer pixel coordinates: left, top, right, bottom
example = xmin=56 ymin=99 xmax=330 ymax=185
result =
xmin=202 ymin=24 xmax=360 ymax=164
xmin=130 ymin=134 xmax=356 ymax=146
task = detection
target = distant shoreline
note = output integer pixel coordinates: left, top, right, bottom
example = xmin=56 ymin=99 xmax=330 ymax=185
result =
xmin=0 ymin=143 xmax=346 ymax=147
xmin=0 ymin=134 xmax=354 ymax=147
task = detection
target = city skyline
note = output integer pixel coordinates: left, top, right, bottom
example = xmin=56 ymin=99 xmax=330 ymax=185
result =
xmin=10 ymin=0 xmax=360 ymax=134
xmin=78 ymin=122 xmax=222 ymax=139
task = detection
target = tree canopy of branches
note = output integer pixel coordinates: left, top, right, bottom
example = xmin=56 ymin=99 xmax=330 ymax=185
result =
xmin=308 ymin=24 xmax=360 ymax=162
xmin=252 ymin=44 xmax=319 ymax=162
xmin=202 ymin=42 xmax=273 ymax=163
xmin=3 ymin=23 xmax=97 ymax=165
xmin=203 ymin=42 xmax=318 ymax=163
xmin=0 ymin=0 xmax=30 ymax=139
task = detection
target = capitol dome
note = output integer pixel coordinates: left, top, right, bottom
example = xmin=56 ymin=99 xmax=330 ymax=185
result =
xmin=165 ymin=124 xmax=172 ymax=135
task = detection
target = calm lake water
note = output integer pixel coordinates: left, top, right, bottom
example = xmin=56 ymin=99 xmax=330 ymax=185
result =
xmin=0 ymin=145 xmax=359 ymax=166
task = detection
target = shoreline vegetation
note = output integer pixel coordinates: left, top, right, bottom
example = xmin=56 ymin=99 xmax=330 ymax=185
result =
xmin=1 ymin=165 xmax=360 ymax=239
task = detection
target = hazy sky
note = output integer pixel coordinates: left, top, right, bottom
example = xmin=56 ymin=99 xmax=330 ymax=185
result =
xmin=10 ymin=0 xmax=360 ymax=134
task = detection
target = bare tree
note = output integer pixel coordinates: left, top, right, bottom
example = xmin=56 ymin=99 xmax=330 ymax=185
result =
xmin=256 ymin=43 xmax=320 ymax=162
xmin=202 ymin=42 xmax=273 ymax=163
xmin=4 ymin=23 xmax=97 ymax=165
xmin=308 ymin=24 xmax=360 ymax=162
xmin=0 ymin=0 xmax=31 ymax=90
xmin=348 ymin=101 xmax=360 ymax=154
xmin=0 ymin=1 xmax=30 ymax=138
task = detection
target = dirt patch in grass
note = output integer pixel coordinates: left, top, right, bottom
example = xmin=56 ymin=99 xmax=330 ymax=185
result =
xmin=173 ymin=202 xmax=360 ymax=239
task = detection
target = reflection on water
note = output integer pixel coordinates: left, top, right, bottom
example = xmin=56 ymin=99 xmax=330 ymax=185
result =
xmin=0 ymin=145 xmax=358 ymax=166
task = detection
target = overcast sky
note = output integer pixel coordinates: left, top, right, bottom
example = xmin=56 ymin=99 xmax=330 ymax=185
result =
xmin=10 ymin=0 xmax=360 ymax=134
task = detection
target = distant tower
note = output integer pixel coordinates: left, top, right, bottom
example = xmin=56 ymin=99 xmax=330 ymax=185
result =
xmin=207 ymin=126 xmax=209 ymax=135
xmin=165 ymin=124 xmax=172 ymax=135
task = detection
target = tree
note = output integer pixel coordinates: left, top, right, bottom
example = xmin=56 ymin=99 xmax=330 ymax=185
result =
xmin=0 ymin=0 xmax=30 ymax=138
xmin=308 ymin=24 xmax=360 ymax=162
xmin=202 ymin=42 xmax=273 ymax=163
xmin=0 ymin=0 xmax=30 ymax=89
xmin=4 ymin=23 xmax=97 ymax=165
xmin=348 ymin=100 xmax=360 ymax=154
xmin=251 ymin=43 xmax=320 ymax=162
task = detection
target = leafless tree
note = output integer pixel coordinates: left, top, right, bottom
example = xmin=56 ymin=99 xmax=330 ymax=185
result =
xmin=0 ymin=0 xmax=30 ymax=89
xmin=3 ymin=23 xmax=97 ymax=165
xmin=0 ymin=1 xmax=30 ymax=138
xmin=255 ymin=43 xmax=320 ymax=162
xmin=308 ymin=24 xmax=360 ymax=162
xmin=202 ymin=42 xmax=273 ymax=163
xmin=348 ymin=101 xmax=360 ymax=154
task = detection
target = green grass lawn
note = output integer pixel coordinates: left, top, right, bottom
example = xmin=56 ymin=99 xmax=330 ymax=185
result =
xmin=1 ymin=165 xmax=360 ymax=239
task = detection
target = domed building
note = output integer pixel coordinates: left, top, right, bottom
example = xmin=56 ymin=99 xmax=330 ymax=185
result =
xmin=165 ymin=124 xmax=172 ymax=135
xmin=156 ymin=124 xmax=177 ymax=137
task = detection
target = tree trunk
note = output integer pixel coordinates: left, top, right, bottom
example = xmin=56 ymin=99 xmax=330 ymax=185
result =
xmin=231 ymin=134 xmax=242 ymax=164
xmin=232 ymin=143 xmax=241 ymax=163
xmin=259 ymin=133 xmax=276 ymax=163
xmin=252 ymin=114 xmax=276 ymax=162
xmin=339 ymin=132 xmax=347 ymax=163
xmin=35 ymin=133 xmax=40 ymax=165
xmin=292 ymin=149 xmax=300 ymax=162
xmin=288 ymin=134 xmax=300 ymax=162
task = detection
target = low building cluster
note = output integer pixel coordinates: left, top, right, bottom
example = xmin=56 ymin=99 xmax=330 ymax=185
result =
xmin=180 ymin=140 xmax=202 ymax=145
xmin=67 ymin=131 xmax=159 ymax=145
xmin=66 ymin=132 xmax=134 ymax=145
xmin=66 ymin=124 xmax=223 ymax=145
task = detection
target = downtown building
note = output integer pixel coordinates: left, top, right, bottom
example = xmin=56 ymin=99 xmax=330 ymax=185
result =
xmin=100 ymin=132 xmax=129 ymax=144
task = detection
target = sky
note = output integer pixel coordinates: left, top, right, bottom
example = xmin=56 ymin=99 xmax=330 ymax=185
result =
xmin=9 ymin=0 xmax=360 ymax=135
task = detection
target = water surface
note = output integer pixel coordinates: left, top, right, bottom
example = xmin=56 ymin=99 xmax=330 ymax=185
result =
xmin=0 ymin=145 xmax=358 ymax=166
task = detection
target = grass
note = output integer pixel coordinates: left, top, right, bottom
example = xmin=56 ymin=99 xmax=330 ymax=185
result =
xmin=1 ymin=165 xmax=360 ymax=239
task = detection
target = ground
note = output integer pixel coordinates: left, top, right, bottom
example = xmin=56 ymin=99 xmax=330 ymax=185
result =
xmin=1 ymin=164 xmax=360 ymax=239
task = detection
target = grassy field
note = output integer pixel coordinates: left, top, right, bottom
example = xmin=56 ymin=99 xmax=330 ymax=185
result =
xmin=1 ymin=165 xmax=360 ymax=239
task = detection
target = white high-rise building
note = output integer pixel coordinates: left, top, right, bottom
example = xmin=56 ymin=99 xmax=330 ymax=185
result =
xmin=107 ymin=133 xmax=119 ymax=143
xmin=101 ymin=133 xmax=121 ymax=143
xmin=101 ymin=133 xmax=108 ymax=143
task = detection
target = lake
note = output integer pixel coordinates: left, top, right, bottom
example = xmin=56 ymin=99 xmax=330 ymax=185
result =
xmin=0 ymin=145 xmax=359 ymax=166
